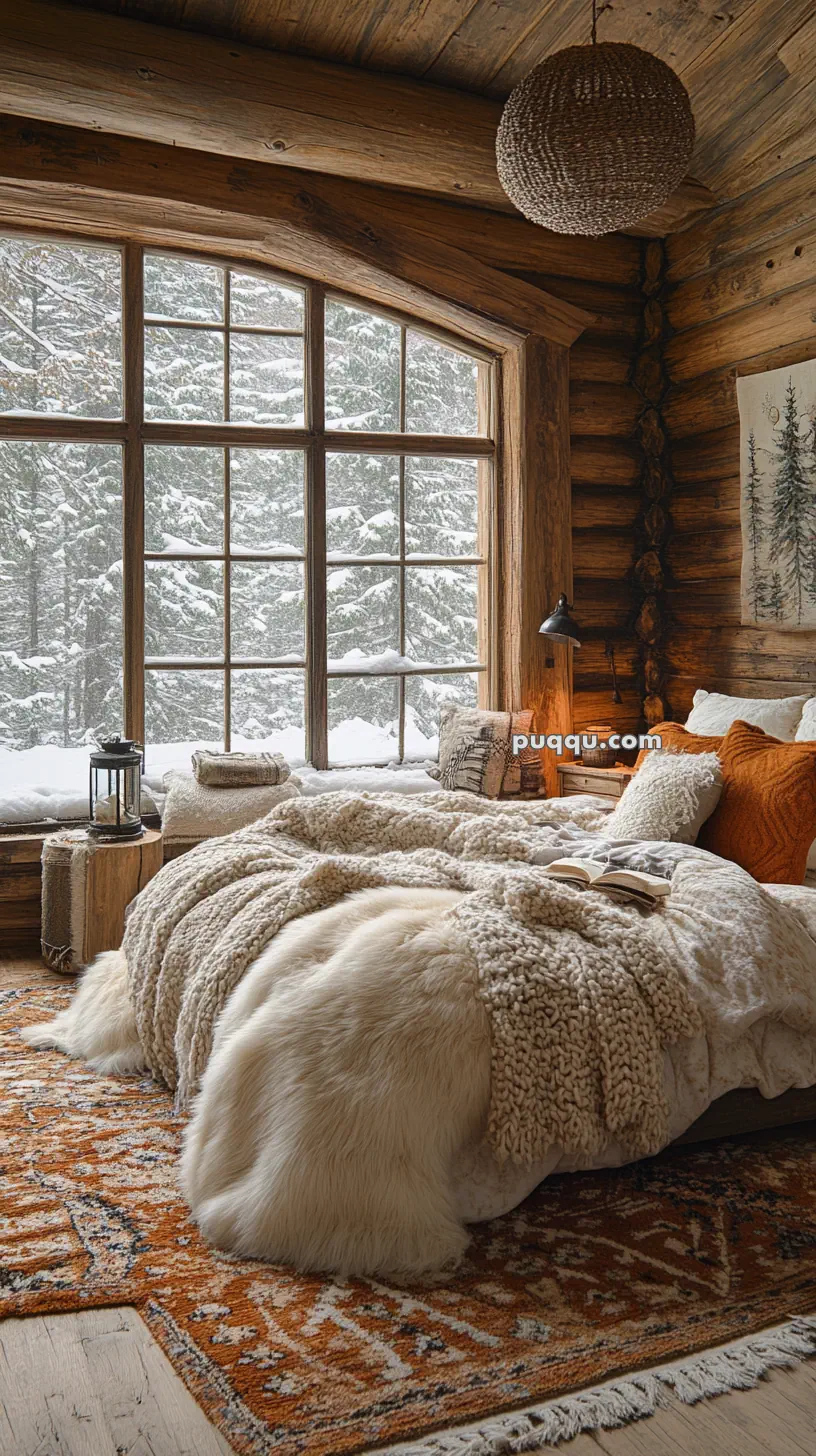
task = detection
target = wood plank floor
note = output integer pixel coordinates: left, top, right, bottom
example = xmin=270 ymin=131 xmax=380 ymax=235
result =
xmin=3 ymin=951 xmax=816 ymax=1455
xmin=0 ymin=1307 xmax=234 ymax=1456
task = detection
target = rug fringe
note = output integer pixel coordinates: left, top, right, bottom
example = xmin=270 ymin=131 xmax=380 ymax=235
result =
xmin=388 ymin=1316 xmax=816 ymax=1454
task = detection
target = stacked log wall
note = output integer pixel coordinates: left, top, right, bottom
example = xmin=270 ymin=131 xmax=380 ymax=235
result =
xmin=662 ymin=157 xmax=816 ymax=717
xmin=508 ymin=252 xmax=647 ymax=736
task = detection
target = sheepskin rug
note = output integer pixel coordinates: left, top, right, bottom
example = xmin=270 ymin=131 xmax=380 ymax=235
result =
xmin=24 ymin=887 xmax=492 ymax=1277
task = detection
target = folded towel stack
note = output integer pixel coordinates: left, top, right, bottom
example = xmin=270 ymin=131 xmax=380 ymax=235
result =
xmin=191 ymin=749 xmax=290 ymax=788
xmin=162 ymin=759 xmax=300 ymax=851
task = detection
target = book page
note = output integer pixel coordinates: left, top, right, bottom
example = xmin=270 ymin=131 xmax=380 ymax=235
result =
xmin=545 ymin=858 xmax=606 ymax=883
xmin=596 ymin=869 xmax=671 ymax=896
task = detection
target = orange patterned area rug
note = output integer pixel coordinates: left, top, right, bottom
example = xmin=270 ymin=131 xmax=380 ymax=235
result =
xmin=5 ymin=983 xmax=816 ymax=1455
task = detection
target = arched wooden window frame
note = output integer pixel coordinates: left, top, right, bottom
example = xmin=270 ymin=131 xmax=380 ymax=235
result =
xmin=0 ymin=119 xmax=593 ymax=788
xmin=1 ymin=232 xmax=500 ymax=768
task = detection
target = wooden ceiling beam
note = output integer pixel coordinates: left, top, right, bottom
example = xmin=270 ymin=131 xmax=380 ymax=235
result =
xmin=0 ymin=0 xmax=509 ymax=212
xmin=0 ymin=115 xmax=595 ymax=349
xmin=0 ymin=0 xmax=715 ymax=233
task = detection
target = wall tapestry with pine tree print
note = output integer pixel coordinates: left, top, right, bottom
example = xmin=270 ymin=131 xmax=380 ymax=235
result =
xmin=737 ymin=359 xmax=816 ymax=629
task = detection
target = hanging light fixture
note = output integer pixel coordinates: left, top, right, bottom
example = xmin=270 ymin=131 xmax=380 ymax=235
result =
xmin=496 ymin=0 xmax=695 ymax=236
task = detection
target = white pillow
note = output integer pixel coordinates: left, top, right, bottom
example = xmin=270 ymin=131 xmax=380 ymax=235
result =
xmin=604 ymin=751 xmax=722 ymax=845
xmin=684 ymin=688 xmax=809 ymax=740
xmin=795 ymin=697 xmax=816 ymax=742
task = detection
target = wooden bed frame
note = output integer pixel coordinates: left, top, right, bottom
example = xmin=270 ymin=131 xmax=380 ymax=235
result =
xmin=674 ymin=1085 xmax=816 ymax=1147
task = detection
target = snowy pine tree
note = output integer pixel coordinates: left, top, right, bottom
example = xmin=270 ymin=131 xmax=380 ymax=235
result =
xmin=768 ymin=378 xmax=815 ymax=624
xmin=765 ymin=570 xmax=785 ymax=621
xmin=0 ymin=237 xmax=123 ymax=748
xmin=743 ymin=429 xmax=767 ymax=619
xmin=809 ymin=408 xmax=816 ymax=606
xmin=809 ymin=539 xmax=816 ymax=606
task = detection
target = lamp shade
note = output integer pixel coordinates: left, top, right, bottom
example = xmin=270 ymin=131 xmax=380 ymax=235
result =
xmin=539 ymin=593 xmax=581 ymax=647
xmin=496 ymin=42 xmax=695 ymax=236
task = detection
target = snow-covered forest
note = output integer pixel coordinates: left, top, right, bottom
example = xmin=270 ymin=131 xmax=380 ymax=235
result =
xmin=741 ymin=373 xmax=816 ymax=629
xmin=1 ymin=237 xmax=484 ymax=784
xmin=1 ymin=239 xmax=124 ymax=756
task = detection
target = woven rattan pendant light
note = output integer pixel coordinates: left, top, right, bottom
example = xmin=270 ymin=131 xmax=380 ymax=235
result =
xmin=496 ymin=0 xmax=695 ymax=236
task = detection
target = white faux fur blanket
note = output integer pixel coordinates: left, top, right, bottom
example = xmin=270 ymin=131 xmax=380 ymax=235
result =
xmin=123 ymin=791 xmax=702 ymax=1165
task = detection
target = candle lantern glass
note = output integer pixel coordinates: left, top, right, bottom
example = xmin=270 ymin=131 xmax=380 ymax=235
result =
xmin=88 ymin=738 xmax=143 ymax=839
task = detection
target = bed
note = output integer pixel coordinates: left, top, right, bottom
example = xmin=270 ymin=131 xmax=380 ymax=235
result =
xmin=23 ymin=781 xmax=816 ymax=1279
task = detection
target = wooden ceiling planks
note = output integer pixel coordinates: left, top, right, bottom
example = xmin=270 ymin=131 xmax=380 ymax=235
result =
xmin=679 ymin=0 xmax=816 ymax=195
xmin=0 ymin=0 xmax=713 ymax=232
xmin=426 ymin=0 xmax=573 ymax=93
xmin=22 ymin=0 xmax=816 ymax=217
xmin=66 ymin=0 xmax=758 ymax=102
xmin=333 ymin=0 xmax=473 ymax=73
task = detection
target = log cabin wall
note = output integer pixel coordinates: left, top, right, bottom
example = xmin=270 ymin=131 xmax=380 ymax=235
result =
xmin=507 ymin=251 xmax=646 ymax=738
xmin=662 ymin=157 xmax=816 ymax=720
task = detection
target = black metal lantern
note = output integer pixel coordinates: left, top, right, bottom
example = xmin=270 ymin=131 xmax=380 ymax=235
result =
xmin=88 ymin=737 xmax=143 ymax=839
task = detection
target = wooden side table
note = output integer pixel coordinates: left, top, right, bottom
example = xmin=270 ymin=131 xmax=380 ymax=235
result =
xmin=41 ymin=828 xmax=163 ymax=971
xmin=556 ymin=762 xmax=634 ymax=804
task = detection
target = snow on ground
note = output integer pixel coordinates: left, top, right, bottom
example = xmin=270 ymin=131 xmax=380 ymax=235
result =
xmin=0 ymin=721 xmax=440 ymax=824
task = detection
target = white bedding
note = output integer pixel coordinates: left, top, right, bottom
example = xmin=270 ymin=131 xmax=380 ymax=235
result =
xmin=24 ymin=790 xmax=816 ymax=1278
xmin=454 ymin=874 xmax=816 ymax=1223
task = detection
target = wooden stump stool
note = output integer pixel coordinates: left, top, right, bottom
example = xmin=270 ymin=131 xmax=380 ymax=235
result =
xmin=41 ymin=828 xmax=163 ymax=972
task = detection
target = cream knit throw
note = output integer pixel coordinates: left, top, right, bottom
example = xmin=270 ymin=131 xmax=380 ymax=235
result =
xmin=122 ymin=792 xmax=702 ymax=1165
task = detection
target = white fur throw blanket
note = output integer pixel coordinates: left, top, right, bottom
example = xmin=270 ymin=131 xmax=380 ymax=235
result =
xmin=123 ymin=791 xmax=703 ymax=1165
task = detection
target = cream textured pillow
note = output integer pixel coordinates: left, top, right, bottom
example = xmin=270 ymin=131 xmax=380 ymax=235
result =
xmin=795 ymin=697 xmax=816 ymax=742
xmin=605 ymin=750 xmax=722 ymax=845
xmin=161 ymin=771 xmax=300 ymax=844
xmin=685 ymin=688 xmax=808 ymax=740
xmin=428 ymin=705 xmax=542 ymax=798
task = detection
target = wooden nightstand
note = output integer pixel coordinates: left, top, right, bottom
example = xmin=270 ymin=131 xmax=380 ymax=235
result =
xmin=556 ymin=762 xmax=634 ymax=804
xmin=40 ymin=828 xmax=163 ymax=972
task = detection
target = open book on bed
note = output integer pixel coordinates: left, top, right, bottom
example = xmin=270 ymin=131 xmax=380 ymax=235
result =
xmin=544 ymin=858 xmax=671 ymax=906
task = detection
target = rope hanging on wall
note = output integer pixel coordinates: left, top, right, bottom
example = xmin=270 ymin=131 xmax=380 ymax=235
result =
xmin=496 ymin=0 xmax=695 ymax=237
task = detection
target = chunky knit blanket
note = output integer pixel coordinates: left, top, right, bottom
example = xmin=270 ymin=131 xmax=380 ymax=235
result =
xmin=123 ymin=792 xmax=706 ymax=1166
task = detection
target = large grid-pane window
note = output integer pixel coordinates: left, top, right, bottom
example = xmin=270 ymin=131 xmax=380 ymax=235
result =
xmin=1 ymin=235 xmax=496 ymax=779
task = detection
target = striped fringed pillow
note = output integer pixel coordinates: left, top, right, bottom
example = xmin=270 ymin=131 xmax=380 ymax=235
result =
xmin=502 ymin=709 xmax=541 ymax=797
xmin=428 ymin=704 xmax=541 ymax=799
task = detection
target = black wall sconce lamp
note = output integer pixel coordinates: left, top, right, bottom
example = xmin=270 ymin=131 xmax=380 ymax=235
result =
xmin=539 ymin=594 xmax=622 ymax=703
xmin=538 ymin=592 xmax=581 ymax=647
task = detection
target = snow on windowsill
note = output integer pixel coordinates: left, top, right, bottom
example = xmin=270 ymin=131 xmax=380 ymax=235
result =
xmin=326 ymin=648 xmax=465 ymax=675
xmin=0 ymin=733 xmax=440 ymax=826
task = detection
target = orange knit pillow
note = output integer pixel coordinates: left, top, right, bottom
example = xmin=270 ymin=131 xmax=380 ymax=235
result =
xmin=698 ymin=720 xmax=816 ymax=883
xmin=634 ymin=721 xmax=724 ymax=771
